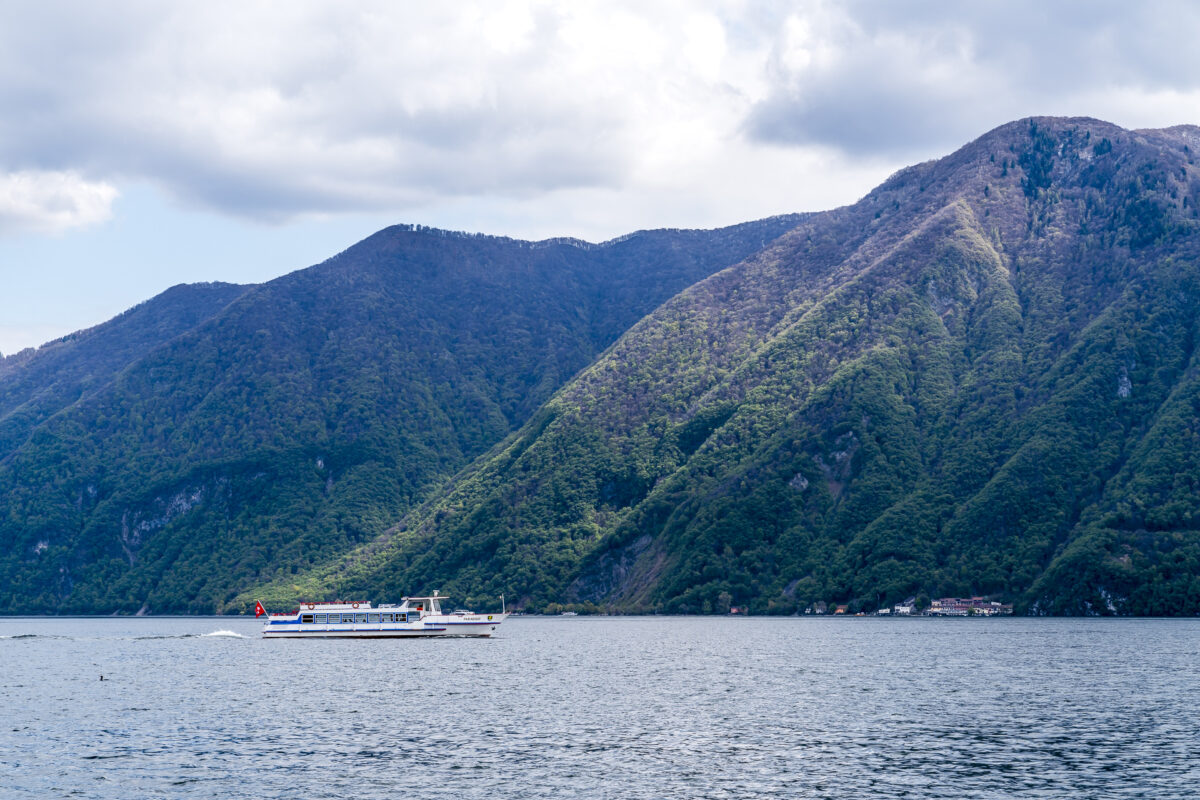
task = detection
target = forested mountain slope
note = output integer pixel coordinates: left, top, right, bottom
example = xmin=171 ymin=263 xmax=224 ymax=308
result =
xmin=0 ymin=216 xmax=800 ymax=612
xmin=0 ymin=282 xmax=249 ymax=459
xmin=290 ymin=117 xmax=1200 ymax=616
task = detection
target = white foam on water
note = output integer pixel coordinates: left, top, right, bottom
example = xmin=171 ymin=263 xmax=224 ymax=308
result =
xmin=201 ymin=630 xmax=247 ymax=638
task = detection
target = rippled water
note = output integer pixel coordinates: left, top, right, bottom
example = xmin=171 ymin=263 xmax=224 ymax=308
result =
xmin=2 ymin=616 xmax=1198 ymax=798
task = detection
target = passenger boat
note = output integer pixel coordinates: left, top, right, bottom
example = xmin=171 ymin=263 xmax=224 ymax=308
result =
xmin=257 ymin=592 xmax=506 ymax=638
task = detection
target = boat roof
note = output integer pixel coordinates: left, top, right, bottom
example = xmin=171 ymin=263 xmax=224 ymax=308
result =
xmin=269 ymin=596 xmax=448 ymax=615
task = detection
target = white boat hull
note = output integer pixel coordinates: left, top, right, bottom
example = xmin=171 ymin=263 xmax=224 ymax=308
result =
xmin=262 ymin=615 xmax=506 ymax=639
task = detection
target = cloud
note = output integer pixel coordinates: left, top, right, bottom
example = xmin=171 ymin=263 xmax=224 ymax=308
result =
xmin=745 ymin=0 xmax=1200 ymax=157
xmin=0 ymin=2 xmax=750 ymax=224
xmin=0 ymin=1 xmax=1196 ymax=227
xmin=0 ymin=171 xmax=118 ymax=234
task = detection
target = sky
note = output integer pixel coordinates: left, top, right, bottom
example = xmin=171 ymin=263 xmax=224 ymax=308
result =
xmin=2 ymin=1 xmax=1199 ymax=356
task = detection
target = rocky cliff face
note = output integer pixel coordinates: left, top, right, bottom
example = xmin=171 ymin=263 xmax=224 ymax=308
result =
xmin=299 ymin=118 xmax=1200 ymax=616
xmin=0 ymin=217 xmax=799 ymax=613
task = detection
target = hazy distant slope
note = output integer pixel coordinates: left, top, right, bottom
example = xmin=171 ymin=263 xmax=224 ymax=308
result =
xmin=301 ymin=118 xmax=1200 ymax=616
xmin=0 ymin=217 xmax=800 ymax=613
xmin=0 ymin=282 xmax=249 ymax=458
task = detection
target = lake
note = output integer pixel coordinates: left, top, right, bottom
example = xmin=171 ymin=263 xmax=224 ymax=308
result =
xmin=2 ymin=616 xmax=1197 ymax=798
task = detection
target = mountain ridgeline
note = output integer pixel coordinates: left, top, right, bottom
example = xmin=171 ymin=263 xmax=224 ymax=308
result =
xmin=259 ymin=117 xmax=1200 ymax=617
xmin=0 ymin=217 xmax=801 ymax=612
xmin=5 ymin=117 xmax=1200 ymax=616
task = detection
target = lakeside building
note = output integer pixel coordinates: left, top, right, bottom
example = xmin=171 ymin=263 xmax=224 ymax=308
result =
xmin=803 ymin=597 xmax=1012 ymax=616
xmin=928 ymin=597 xmax=1014 ymax=616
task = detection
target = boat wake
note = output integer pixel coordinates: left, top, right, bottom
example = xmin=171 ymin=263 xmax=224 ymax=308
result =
xmin=131 ymin=630 xmax=248 ymax=640
xmin=1 ymin=631 xmax=246 ymax=642
xmin=200 ymin=630 xmax=247 ymax=638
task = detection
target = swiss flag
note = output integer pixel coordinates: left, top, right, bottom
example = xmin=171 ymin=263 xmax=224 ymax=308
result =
xmin=254 ymin=600 xmax=267 ymax=618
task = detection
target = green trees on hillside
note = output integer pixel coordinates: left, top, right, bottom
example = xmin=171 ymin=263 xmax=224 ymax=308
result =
xmin=281 ymin=118 xmax=1200 ymax=617
xmin=0 ymin=218 xmax=800 ymax=613
xmin=6 ymin=119 xmax=1200 ymax=616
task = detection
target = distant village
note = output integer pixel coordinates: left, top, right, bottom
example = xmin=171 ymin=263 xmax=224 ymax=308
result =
xmin=798 ymin=597 xmax=1015 ymax=617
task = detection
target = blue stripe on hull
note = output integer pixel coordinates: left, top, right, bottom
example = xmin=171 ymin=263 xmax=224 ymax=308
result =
xmin=261 ymin=627 xmax=499 ymax=639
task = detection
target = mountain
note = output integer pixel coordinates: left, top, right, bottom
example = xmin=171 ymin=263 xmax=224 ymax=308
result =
xmin=0 ymin=217 xmax=801 ymax=613
xmin=0 ymin=282 xmax=249 ymax=458
xmin=279 ymin=117 xmax=1200 ymax=616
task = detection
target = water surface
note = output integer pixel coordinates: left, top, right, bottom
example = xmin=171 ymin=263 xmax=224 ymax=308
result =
xmin=2 ymin=616 xmax=1197 ymax=798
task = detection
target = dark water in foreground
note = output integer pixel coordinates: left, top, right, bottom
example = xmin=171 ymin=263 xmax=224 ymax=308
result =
xmin=1 ymin=617 xmax=1198 ymax=799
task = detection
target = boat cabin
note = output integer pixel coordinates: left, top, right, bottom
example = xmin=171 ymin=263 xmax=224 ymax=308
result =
xmin=285 ymin=593 xmax=449 ymax=625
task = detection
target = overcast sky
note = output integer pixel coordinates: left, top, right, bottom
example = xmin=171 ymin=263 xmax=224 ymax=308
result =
xmin=2 ymin=0 xmax=1198 ymax=355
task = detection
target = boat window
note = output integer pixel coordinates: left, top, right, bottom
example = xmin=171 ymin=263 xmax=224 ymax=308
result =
xmin=368 ymin=613 xmax=381 ymax=623
xmin=355 ymin=613 xmax=368 ymax=623
xmin=381 ymin=613 xmax=392 ymax=623
xmin=334 ymin=613 xmax=347 ymax=624
xmin=301 ymin=614 xmax=314 ymax=624
xmin=315 ymin=614 xmax=327 ymax=624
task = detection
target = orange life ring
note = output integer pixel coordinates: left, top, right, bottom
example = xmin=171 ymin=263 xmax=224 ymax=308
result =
xmin=307 ymin=603 xmax=315 ymax=610
xmin=352 ymin=602 xmax=360 ymax=609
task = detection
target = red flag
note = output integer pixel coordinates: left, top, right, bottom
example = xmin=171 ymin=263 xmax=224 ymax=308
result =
xmin=255 ymin=600 xmax=266 ymax=618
